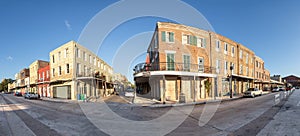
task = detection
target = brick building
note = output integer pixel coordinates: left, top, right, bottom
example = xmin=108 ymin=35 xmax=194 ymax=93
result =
xmin=134 ymin=22 xmax=272 ymax=103
xmin=283 ymin=75 xmax=300 ymax=87
xmin=37 ymin=64 xmax=51 ymax=97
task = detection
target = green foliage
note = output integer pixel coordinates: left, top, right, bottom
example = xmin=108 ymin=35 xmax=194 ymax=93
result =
xmin=0 ymin=78 xmax=13 ymax=92
xmin=204 ymin=79 xmax=211 ymax=95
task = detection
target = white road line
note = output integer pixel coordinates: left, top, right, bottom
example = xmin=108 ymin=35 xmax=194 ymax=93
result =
xmin=297 ymin=101 xmax=300 ymax=107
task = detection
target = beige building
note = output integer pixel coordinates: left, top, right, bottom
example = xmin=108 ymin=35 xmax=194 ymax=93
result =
xmin=29 ymin=60 xmax=49 ymax=93
xmin=50 ymin=40 xmax=113 ymax=100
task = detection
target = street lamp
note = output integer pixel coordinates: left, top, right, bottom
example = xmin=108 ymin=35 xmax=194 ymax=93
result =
xmin=229 ymin=65 xmax=234 ymax=98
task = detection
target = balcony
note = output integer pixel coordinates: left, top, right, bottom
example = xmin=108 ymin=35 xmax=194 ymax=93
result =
xmin=133 ymin=62 xmax=216 ymax=75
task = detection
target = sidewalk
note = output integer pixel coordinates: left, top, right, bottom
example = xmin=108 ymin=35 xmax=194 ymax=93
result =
xmin=258 ymin=90 xmax=300 ymax=135
xmin=131 ymin=94 xmax=244 ymax=108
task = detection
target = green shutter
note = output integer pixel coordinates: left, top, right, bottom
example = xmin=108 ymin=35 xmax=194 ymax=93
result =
xmin=161 ymin=31 xmax=166 ymax=42
xmin=194 ymin=36 xmax=197 ymax=46
xmin=170 ymin=32 xmax=174 ymax=42
xmin=203 ymin=38 xmax=206 ymax=47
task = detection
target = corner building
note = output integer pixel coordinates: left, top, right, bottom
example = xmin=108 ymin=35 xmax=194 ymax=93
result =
xmin=134 ymin=22 xmax=270 ymax=103
xmin=50 ymin=41 xmax=114 ymax=100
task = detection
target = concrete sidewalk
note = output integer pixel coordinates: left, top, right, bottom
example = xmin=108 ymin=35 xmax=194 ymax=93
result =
xmin=258 ymin=90 xmax=300 ymax=135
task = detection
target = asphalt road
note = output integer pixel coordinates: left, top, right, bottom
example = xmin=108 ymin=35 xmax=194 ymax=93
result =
xmin=0 ymin=91 xmax=289 ymax=136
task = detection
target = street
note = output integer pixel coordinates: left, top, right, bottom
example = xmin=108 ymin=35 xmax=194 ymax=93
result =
xmin=0 ymin=90 xmax=296 ymax=136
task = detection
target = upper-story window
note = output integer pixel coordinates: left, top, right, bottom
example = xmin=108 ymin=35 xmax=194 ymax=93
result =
xmin=154 ymin=32 xmax=158 ymax=48
xmin=216 ymin=40 xmax=220 ymax=51
xmin=183 ymin=55 xmax=190 ymax=71
xmin=66 ymin=64 xmax=70 ymax=74
xmin=83 ymin=52 xmax=87 ymax=61
xmin=240 ymin=65 xmax=243 ymax=75
xmin=89 ymin=55 xmax=92 ymax=64
xmin=216 ymin=60 xmax=220 ymax=74
xmin=224 ymin=43 xmax=228 ymax=54
xmin=246 ymin=53 xmax=249 ymax=64
xmin=58 ymin=66 xmax=62 ymax=76
xmin=182 ymin=34 xmax=206 ymax=48
xmin=197 ymin=37 xmax=206 ymax=48
xmin=224 ymin=61 xmax=228 ymax=75
xmin=58 ymin=51 xmax=61 ymax=61
xmin=65 ymin=48 xmax=69 ymax=58
xmin=52 ymin=55 xmax=55 ymax=63
xmin=239 ymin=50 xmax=243 ymax=59
xmin=46 ymin=70 xmax=49 ymax=78
xmin=162 ymin=31 xmax=174 ymax=43
xmin=231 ymin=46 xmax=235 ymax=57
xmin=52 ymin=68 xmax=55 ymax=77
xmin=76 ymin=48 xmax=81 ymax=58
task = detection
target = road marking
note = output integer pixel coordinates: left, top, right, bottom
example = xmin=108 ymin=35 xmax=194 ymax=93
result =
xmin=297 ymin=101 xmax=300 ymax=107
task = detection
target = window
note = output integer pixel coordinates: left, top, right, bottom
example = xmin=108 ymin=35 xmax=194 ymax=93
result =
xmin=84 ymin=65 xmax=87 ymax=76
xmin=239 ymin=50 xmax=243 ymax=59
xmin=246 ymin=53 xmax=249 ymax=64
xmin=58 ymin=51 xmax=61 ymax=61
xmin=231 ymin=46 xmax=235 ymax=57
xmin=65 ymin=48 xmax=69 ymax=58
xmin=46 ymin=70 xmax=49 ymax=78
xmin=98 ymin=61 xmax=100 ymax=68
xmin=197 ymin=37 xmax=206 ymax=48
xmin=58 ymin=66 xmax=62 ymax=75
xmin=182 ymin=34 xmax=188 ymax=44
xmin=89 ymin=55 xmax=92 ymax=64
xmin=198 ymin=57 xmax=204 ymax=72
xmin=52 ymin=55 xmax=55 ymax=63
xmin=224 ymin=43 xmax=228 ymax=54
xmin=183 ymin=55 xmax=190 ymax=71
xmin=66 ymin=64 xmax=70 ymax=74
xmin=230 ymin=62 xmax=235 ymax=75
xmin=94 ymin=57 xmax=96 ymax=66
xmin=76 ymin=48 xmax=81 ymax=58
xmin=166 ymin=53 xmax=175 ymax=71
xmin=216 ymin=60 xmax=220 ymax=74
xmin=52 ymin=68 xmax=55 ymax=77
xmin=42 ymin=72 xmax=45 ymax=79
xmin=77 ymin=63 xmax=81 ymax=75
xmin=240 ymin=65 xmax=243 ymax=75
xmin=216 ymin=40 xmax=220 ymax=51
xmin=162 ymin=31 xmax=174 ymax=43
xmin=246 ymin=67 xmax=249 ymax=76
xmin=83 ymin=52 xmax=87 ymax=61
xmin=224 ymin=61 xmax=228 ymax=75
xmin=154 ymin=32 xmax=158 ymax=48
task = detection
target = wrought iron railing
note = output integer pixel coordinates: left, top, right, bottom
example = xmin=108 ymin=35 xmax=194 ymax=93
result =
xmin=133 ymin=62 xmax=216 ymax=74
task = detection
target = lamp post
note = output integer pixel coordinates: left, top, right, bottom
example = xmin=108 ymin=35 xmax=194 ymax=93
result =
xmin=229 ymin=65 xmax=234 ymax=98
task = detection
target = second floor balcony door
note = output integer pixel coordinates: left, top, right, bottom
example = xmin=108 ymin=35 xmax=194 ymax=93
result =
xmin=167 ymin=53 xmax=175 ymax=71
xmin=198 ymin=57 xmax=204 ymax=73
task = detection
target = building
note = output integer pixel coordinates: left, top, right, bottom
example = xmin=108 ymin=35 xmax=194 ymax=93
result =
xmin=49 ymin=40 xmax=114 ymax=100
xmin=37 ymin=64 xmax=51 ymax=97
xmin=19 ymin=68 xmax=30 ymax=94
xmin=29 ymin=60 xmax=50 ymax=93
xmin=134 ymin=22 xmax=272 ymax=103
xmin=113 ymin=73 xmax=131 ymax=92
xmin=283 ymin=75 xmax=300 ymax=87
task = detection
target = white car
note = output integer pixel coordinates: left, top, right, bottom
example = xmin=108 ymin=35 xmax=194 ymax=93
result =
xmin=24 ymin=92 xmax=39 ymax=99
xmin=272 ymin=87 xmax=280 ymax=92
xmin=243 ymin=88 xmax=262 ymax=98
xmin=125 ymin=89 xmax=135 ymax=97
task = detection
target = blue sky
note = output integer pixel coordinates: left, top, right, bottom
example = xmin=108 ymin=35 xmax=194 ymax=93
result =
xmin=1 ymin=0 xmax=300 ymax=82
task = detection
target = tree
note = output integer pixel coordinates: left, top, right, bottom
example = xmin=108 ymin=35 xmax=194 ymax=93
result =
xmin=204 ymin=79 xmax=211 ymax=98
xmin=0 ymin=78 xmax=13 ymax=92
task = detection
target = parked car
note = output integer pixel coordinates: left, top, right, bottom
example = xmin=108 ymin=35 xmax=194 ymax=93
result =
xmin=243 ymin=88 xmax=262 ymax=98
xmin=272 ymin=87 xmax=280 ymax=92
xmin=296 ymin=86 xmax=300 ymax=89
xmin=125 ymin=88 xmax=135 ymax=97
xmin=279 ymin=87 xmax=286 ymax=91
xmin=24 ymin=92 xmax=39 ymax=99
xmin=14 ymin=92 xmax=22 ymax=96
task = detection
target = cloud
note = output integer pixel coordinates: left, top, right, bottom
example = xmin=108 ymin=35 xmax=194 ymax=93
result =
xmin=6 ymin=56 xmax=13 ymax=61
xmin=64 ymin=20 xmax=72 ymax=30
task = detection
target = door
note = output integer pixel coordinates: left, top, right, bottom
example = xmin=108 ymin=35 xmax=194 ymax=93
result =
xmin=167 ymin=53 xmax=175 ymax=71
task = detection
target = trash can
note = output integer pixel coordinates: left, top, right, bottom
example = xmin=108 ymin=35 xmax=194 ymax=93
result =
xmin=81 ymin=94 xmax=85 ymax=100
xmin=77 ymin=94 xmax=81 ymax=100
xmin=179 ymin=93 xmax=186 ymax=103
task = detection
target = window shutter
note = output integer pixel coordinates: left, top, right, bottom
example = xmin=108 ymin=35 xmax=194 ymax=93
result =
xmin=203 ymin=38 xmax=206 ymax=47
xmin=162 ymin=31 xmax=166 ymax=42
xmin=170 ymin=32 xmax=174 ymax=42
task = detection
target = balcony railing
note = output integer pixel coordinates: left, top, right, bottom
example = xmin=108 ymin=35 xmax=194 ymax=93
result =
xmin=133 ymin=62 xmax=216 ymax=75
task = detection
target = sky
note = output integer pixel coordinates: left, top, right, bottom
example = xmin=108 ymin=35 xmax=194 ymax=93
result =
xmin=1 ymin=0 xmax=300 ymax=82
